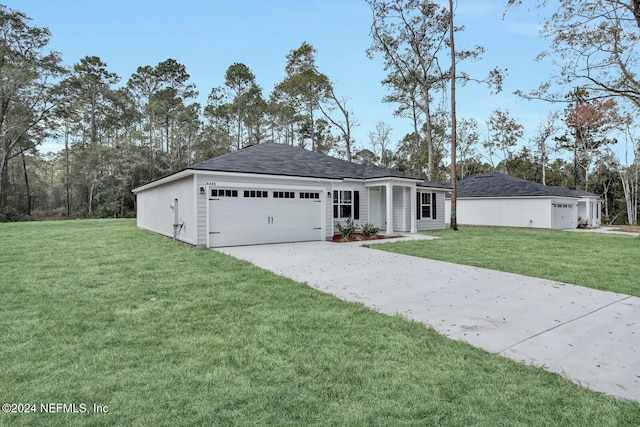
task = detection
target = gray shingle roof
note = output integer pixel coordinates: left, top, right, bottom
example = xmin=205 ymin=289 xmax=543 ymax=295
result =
xmin=418 ymin=180 xmax=452 ymax=190
xmin=454 ymin=172 xmax=598 ymax=198
xmin=189 ymin=142 xmax=437 ymax=182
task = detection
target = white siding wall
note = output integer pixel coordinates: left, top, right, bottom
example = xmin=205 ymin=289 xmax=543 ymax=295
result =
xmin=332 ymin=182 xmax=369 ymax=234
xmin=392 ymin=187 xmax=409 ymax=232
xmin=195 ymin=176 xmax=208 ymax=247
xmin=136 ymin=176 xmax=196 ymax=244
xmin=445 ymin=198 xmax=554 ymax=229
xmin=417 ymin=191 xmax=446 ymax=231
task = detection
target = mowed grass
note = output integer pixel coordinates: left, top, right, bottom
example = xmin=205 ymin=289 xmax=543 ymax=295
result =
xmin=378 ymin=226 xmax=640 ymax=297
xmin=0 ymin=220 xmax=639 ymax=426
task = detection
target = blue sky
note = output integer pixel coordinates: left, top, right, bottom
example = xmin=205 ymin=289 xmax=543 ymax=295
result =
xmin=14 ymin=0 xmax=558 ymax=161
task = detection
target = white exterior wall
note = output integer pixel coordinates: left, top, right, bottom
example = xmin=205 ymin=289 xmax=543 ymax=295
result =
xmin=417 ymin=191 xmax=446 ymax=231
xmin=135 ymin=176 xmax=197 ymax=244
xmin=392 ymin=187 xmax=408 ymax=232
xmin=445 ymin=197 xmax=555 ymax=229
xmin=332 ymin=181 xmax=369 ymax=234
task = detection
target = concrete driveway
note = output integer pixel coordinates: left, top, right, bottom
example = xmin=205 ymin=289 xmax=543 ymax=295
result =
xmin=218 ymin=237 xmax=640 ymax=402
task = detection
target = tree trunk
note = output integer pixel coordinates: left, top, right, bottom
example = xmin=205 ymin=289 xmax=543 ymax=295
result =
xmin=420 ymin=89 xmax=434 ymax=181
xmin=449 ymin=0 xmax=458 ymax=231
xmin=410 ymin=100 xmax=421 ymax=177
xmin=21 ymin=151 xmax=31 ymax=216
xmin=631 ymin=166 xmax=637 ymax=225
xmin=88 ymin=181 xmax=94 ymax=217
xmin=620 ymin=167 xmax=638 ymax=225
xmin=309 ymin=107 xmax=315 ymax=152
xmin=65 ymin=126 xmax=70 ymax=217
xmin=573 ymin=136 xmax=579 ymax=188
xmin=0 ymin=146 xmax=11 ymax=211
xmin=604 ymin=191 xmax=609 ymax=219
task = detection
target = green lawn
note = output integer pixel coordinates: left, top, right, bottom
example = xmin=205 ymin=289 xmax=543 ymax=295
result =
xmin=377 ymin=226 xmax=640 ymax=297
xmin=1 ymin=220 xmax=639 ymax=426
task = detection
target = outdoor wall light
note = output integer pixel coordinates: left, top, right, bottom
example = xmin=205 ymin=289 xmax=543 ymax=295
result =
xmin=200 ymin=186 xmax=205 ymax=195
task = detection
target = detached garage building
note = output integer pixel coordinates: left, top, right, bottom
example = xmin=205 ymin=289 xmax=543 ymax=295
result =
xmin=444 ymin=172 xmax=602 ymax=230
xmin=133 ymin=142 xmax=450 ymax=247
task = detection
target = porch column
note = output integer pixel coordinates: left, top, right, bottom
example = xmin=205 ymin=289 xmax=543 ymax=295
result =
xmin=410 ymin=186 xmax=417 ymax=233
xmin=402 ymin=187 xmax=407 ymax=232
xmin=386 ymin=183 xmax=394 ymax=235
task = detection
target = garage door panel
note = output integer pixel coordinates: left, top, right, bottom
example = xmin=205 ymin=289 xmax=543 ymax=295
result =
xmin=552 ymin=202 xmax=576 ymax=229
xmin=209 ymin=193 xmax=322 ymax=247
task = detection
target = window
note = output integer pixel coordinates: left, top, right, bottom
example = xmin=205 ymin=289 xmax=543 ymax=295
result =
xmin=333 ymin=190 xmax=359 ymax=219
xmin=243 ymin=190 xmax=268 ymax=198
xmin=300 ymin=192 xmax=320 ymax=199
xmin=273 ymin=191 xmax=295 ymax=199
xmin=211 ymin=189 xmax=238 ymax=198
xmin=417 ymin=192 xmax=437 ymax=220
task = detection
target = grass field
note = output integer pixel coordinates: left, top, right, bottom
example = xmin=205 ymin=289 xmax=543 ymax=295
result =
xmin=1 ymin=219 xmax=639 ymax=426
xmin=377 ymin=226 xmax=640 ymax=297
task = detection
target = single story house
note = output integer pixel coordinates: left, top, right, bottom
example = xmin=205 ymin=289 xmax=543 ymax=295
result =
xmin=133 ymin=142 xmax=451 ymax=247
xmin=444 ymin=172 xmax=602 ymax=230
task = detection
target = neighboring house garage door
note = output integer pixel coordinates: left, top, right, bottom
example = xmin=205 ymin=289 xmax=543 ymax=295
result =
xmin=208 ymin=188 xmax=323 ymax=247
xmin=552 ymin=202 xmax=576 ymax=229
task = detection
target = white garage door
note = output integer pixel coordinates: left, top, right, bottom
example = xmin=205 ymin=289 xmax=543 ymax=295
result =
xmin=552 ymin=202 xmax=576 ymax=229
xmin=208 ymin=188 xmax=323 ymax=247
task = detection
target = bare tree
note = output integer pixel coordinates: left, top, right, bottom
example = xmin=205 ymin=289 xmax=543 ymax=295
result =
xmin=619 ymin=126 xmax=639 ymax=224
xmin=318 ymin=86 xmax=357 ymax=161
xmin=532 ymin=111 xmax=561 ymax=185
xmin=368 ymin=121 xmax=393 ymax=167
xmin=456 ymin=118 xmax=480 ymax=180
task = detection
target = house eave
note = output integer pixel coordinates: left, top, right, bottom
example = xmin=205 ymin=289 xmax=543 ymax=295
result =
xmin=418 ymin=186 xmax=450 ymax=192
xmin=132 ymin=170 xmax=194 ymax=193
xmin=447 ymin=195 xmax=578 ymax=201
xmin=363 ymin=177 xmax=422 ymax=187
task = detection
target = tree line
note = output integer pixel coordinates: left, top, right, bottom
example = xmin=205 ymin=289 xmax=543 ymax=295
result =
xmin=1 ymin=1 xmax=638 ymax=225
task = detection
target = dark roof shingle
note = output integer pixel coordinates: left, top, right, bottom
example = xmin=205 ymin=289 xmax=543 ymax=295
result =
xmin=454 ymin=172 xmax=598 ymax=198
xmin=189 ymin=142 xmax=441 ymax=182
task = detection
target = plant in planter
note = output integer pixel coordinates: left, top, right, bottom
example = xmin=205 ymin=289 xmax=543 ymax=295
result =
xmin=336 ymin=217 xmax=360 ymax=241
xmin=361 ymin=223 xmax=380 ymax=238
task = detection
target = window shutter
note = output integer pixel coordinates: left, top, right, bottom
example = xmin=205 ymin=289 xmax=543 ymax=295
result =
xmin=432 ymin=193 xmax=437 ymax=220
xmin=353 ymin=191 xmax=360 ymax=220
xmin=417 ymin=193 xmax=421 ymax=220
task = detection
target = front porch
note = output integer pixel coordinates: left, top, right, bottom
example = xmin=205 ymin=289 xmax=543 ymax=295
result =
xmin=577 ymin=197 xmax=602 ymax=227
xmin=367 ymin=181 xmax=417 ymax=235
